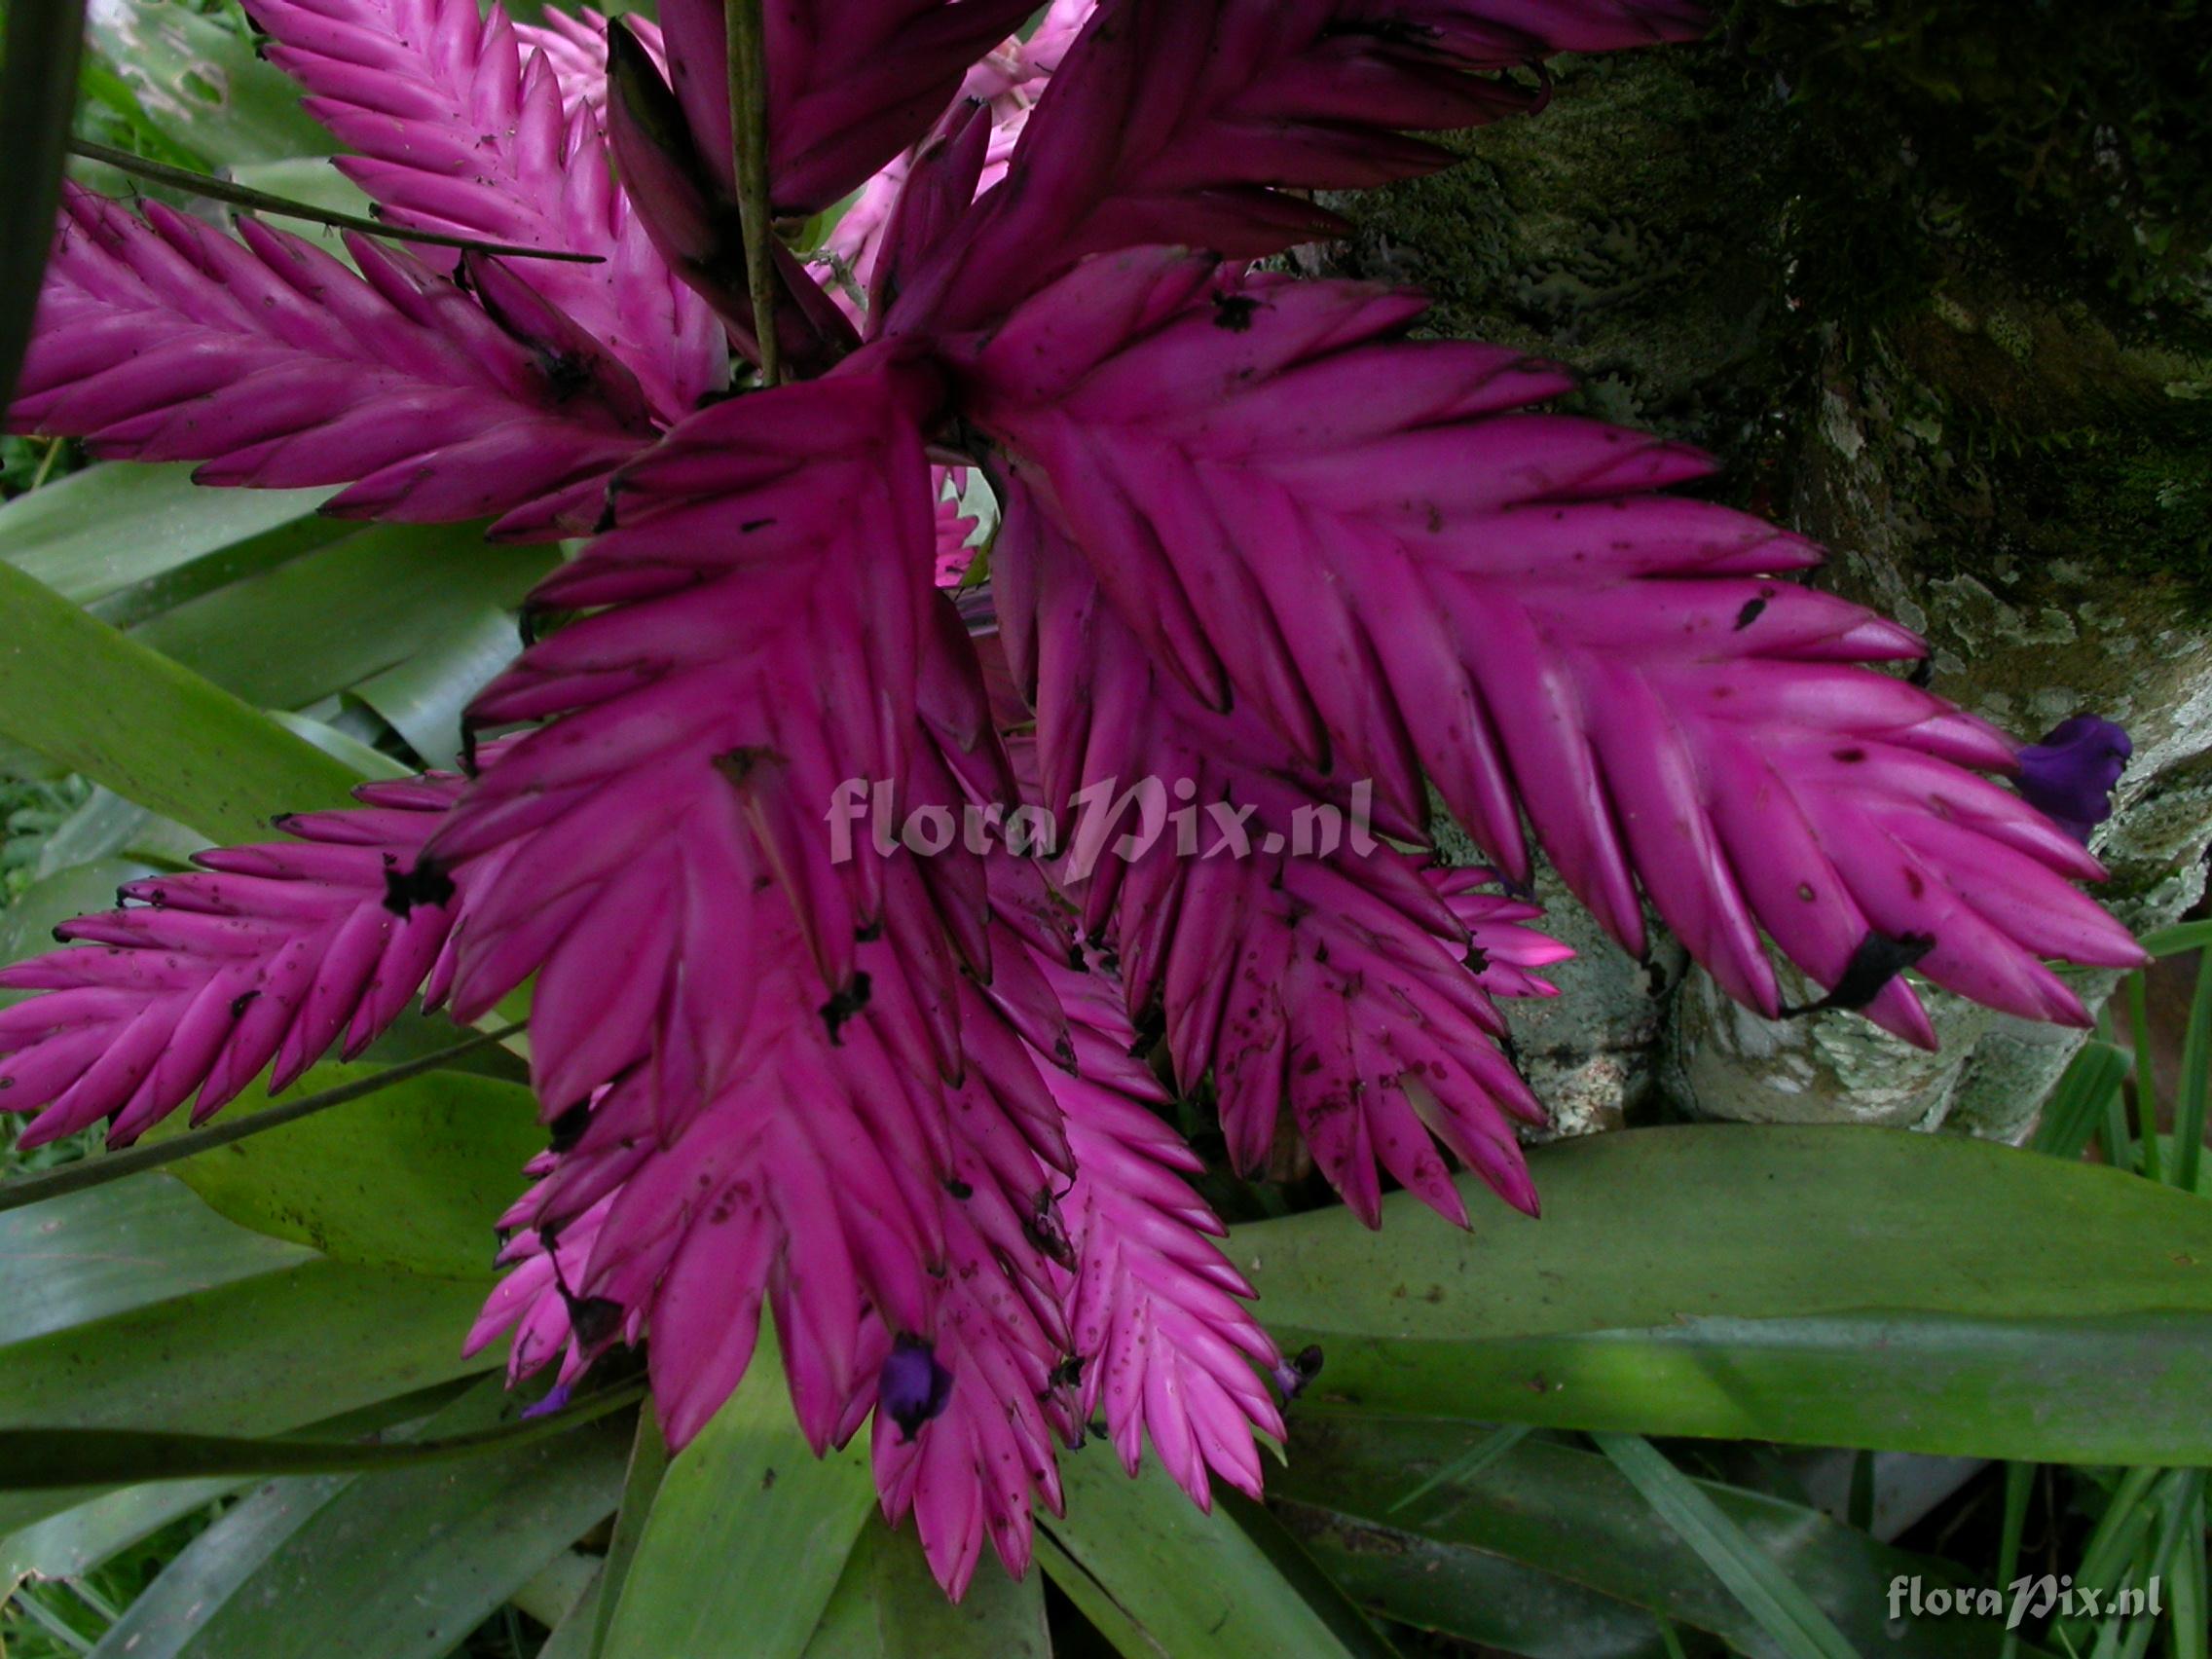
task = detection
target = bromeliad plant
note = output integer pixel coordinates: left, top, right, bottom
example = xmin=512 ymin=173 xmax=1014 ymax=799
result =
xmin=0 ymin=0 xmax=2150 ymax=1599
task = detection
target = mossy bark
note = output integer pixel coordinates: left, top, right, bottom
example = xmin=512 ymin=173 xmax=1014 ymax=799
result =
xmin=1331 ymin=9 xmax=2212 ymax=1137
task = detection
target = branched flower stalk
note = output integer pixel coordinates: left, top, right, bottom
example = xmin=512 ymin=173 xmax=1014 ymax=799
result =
xmin=0 ymin=0 xmax=2146 ymax=1598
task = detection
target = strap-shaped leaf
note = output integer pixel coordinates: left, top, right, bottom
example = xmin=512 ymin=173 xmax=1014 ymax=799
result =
xmin=0 ymin=0 xmax=85 ymax=414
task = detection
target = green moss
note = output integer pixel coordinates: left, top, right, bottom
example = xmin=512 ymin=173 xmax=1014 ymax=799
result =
xmin=1333 ymin=50 xmax=1813 ymax=494
xmin=1729 ymin=0 xmax=2212 ymax=328
xmin=1337 ymin=8 xmax=2212 ymax=604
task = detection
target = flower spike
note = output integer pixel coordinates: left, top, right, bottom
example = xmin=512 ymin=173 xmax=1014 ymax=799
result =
xmin=12 ymin=188 xmax=650 ymax=532
xmin=244 ymin=0 xmax=723 ymax=418
xmin=964 ymin=253 xmax=2146 ymax=1047
xmin=0 ymin=770 xmax=492 ymax=1149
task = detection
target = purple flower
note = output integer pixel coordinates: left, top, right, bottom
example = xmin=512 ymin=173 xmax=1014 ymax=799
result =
xmin=521 ymin=1383 xmax=574 ymax=1419
xmin=879 ymin=1338 xmax=955 ymax=1442
xmin=1270 ymin=1346 xmax=1326 ymax=1403
xmin=2017 ymin=715 xmax=2132 ymax=842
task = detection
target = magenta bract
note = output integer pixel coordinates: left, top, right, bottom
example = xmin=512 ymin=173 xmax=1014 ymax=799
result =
xmin=1 ymin=0 xmax=2148 ymax=1598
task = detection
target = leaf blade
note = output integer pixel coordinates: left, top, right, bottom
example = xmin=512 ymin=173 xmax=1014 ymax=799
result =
xmin=1240 ymin=1125 xmax=2212 ymax=1464
xmin=599 ymin=1332 xmax=875 ymax=1659
xmin=1592 ymin=1432 xmax=1861 ymax=1659
xmin=0 ymin=561 xmax=364 ymax=841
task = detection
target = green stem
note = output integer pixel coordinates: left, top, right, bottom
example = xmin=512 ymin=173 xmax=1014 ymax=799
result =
xmin=0 ymin=1023 xmax=526 ymax=1214
xmin=28 ymin=436 xmax=64 ymax=491
xmin=0 ymin=1380 xmax=644 ymax=1489
xmin=723 ymin=0 xmax=780 ymax=384
xmin=2128 ymin=970 xmax=2162 ymax=1186
xmin=71 ymin=141 xmax=604 ymax=264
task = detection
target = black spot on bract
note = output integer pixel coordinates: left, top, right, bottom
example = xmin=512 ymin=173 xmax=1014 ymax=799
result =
xmin=1023 ymin=1194 xmax=1077 ymax=1270
xmin=1782 ymin=928 xmax=1936 ymax=1016
xmin=820 ymin=972 xmax=872 ymax=1042
xmin=540 ymin=350 xmax=595 ymax=404
xmin=566 ymin=1296 xmax=625 ymax=1350
xmin=1734 ymin=596 xmax=1768 ymax=631
xmin=1212 ymin=292 xmax=1261 ymax=332
xmin=384 ymin=857 xmax=457 ymax=916
xmin=547 ymin=1099 xmax=592 ymax=1153
xmin=713 ymin=746 xmax=783 ymax=789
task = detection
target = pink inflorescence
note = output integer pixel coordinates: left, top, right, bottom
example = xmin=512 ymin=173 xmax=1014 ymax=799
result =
xmin=1 ymin=0 xmax=2146 ymax=1597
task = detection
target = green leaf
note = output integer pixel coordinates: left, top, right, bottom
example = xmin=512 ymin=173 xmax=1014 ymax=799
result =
xmin=26 ymin=789 xmax=201 ymax=882
xmin=588 ymin=1405 xmax=669 ymax=1659
xmin=127 ymin=523 xmax=548 ymax=716
xmin=0 ymin=1178 xmax=307 ymax=1346
xmin=1 ymin=1475 xmax=240 ymax=1587
xmin=2140 ymin=921 xmax=2212 ymax=958
xmin=2174 ymin=946 xmax=2210 ymax=1195
xmin=82 ymin=0 xmax=333 ymax=168
xmin=0 ymin=560 xmax=365 ymax=841
xmin=1998 ymin=1461 xmax=2035 ymax=1659
xmin=2032 ymin=1041 xmax=2132 ymax=1161
xmin=267 ymin=709 xmax=415 ymax=779
xmin=1274 ymin=1419 xmax=2029 ymax=1659
xmin=802 ymin=1518 xmax=1051 ymax=1659
xmin=1592 ymin=1433 xmax=1858 ymax=1659
xmin=1386 ymin=1421 xmax=1529 ymax=1514
xmin=0 ymin=1028 xmax=527 ymax=1220
xmin=349 ymin=607 xmax=525 ymax=769
xmin=2166 ymin=1473 xmax=2206 ymax=1659
xmin=1239 ymin=1125 xmax=2212 ymax=1464
xmin=83 ymin=1381 xmax=627 ymax=1659
xmin=0 ymin=461 xmax=336 ymax=608
xmin=0 ymin=1382 xmax=641 ymax=1488
xmin=0 ymin=1381 xmax=467 ymax=1587
xmin=1039 ymin=1448 xmax=1388 ymax=1659
xmin=599 ymin=1332 xmax=875 ymax=1659
xmin=0 ymin=1257 xmax=494 ymax=1538
xmin=224 ymin=159 xmax=377 ymax=226
xmin=154 ymin=1062 xmax=544 ymax=1277
xmin=0 ymin=0 xmax=85 ymax=414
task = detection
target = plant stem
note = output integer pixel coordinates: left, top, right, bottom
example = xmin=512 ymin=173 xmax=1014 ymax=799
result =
xmin=723 ymin=0 xmax=781 ymax=385
xmin=71 ymin=141 xmax=604 ymax=264
xmin=0 ymin=1022 xmax=526 ymax=1213
xmin=0 ymin=1379 xmax=645 ymax=1489
xmin=28 ymin=436 xmax=63 ymax=491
